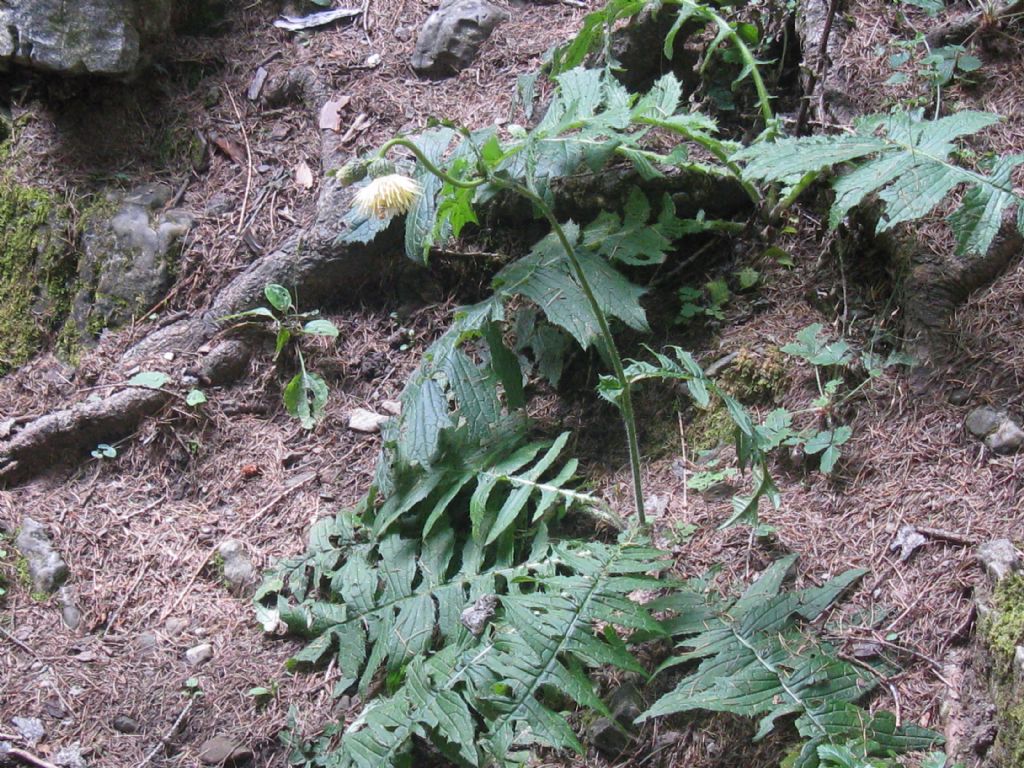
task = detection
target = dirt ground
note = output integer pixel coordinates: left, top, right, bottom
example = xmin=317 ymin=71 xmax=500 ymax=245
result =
xmin=1 ymin=0 xmax=1023 ymax=766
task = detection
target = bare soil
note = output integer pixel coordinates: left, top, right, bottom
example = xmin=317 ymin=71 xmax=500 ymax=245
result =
xmin=1 ymin=1 xmax=1023 ymax=767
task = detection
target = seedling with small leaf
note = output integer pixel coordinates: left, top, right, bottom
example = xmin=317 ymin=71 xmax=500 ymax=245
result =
xmin=777 ymin=324 xmax=912 ymax=473
xmin=91 ymin=443 xmax=117 ymax=460
xmin=221 ymin=284 xmax=339 ymax=429
xmin=126 ymin=371 xmax=171 ymax=389
xmin=676 ymin=278 xmax=732 ymax=323
xmin=186 ymin=389 xmax=208 ymax=407
xmin=247 ymin=682 xmax=278 ymax=708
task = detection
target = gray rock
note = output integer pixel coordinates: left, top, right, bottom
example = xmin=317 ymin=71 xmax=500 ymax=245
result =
xmin=347 ymin=408 xmax=389 ymax=434
xmin=977 ymin=539 xmax=1021 ymax=584
xmin=133 ymin=632 xmax=159 ymax=654
xmin=112 ymin=714 xmax=141 ymax=734
xmin=185 ymin=642 xmax=214 ymax=666
xmin=1016 ymin=646 xmax=1024 ymax=677
xmin=53 ymin=743 xmax=87 ymax=768
xmin=198 ymin=735 xmax=253 ymax=765
xmin=58 ymin=586 xmax=83 ymax=630
xmin=217 ymin=539 xmax=256 ymax=597
xmin=0 ymin=0 xmax=173 ymax=76
xmin=985 ymin=418 xmax=1024 ymax=455
xmin=411 ymin=0 xmax=508 ymax=78
xmin=15 ymin=518 xmax=69 ymax=594
xmin=965 ymin=405 xmax=1005 ymax=437
xmin=12 ymin=716 xmax=45 ymax=747
xmin=890 ymin=524 xmax=927 ymax=562
xmin=962 ymin=405 xmax=1003 ymax=436
xmin=72 ymin=184 xmax=192 ymax=339
xmin=204 ymin=194 xmax=236 ymax=217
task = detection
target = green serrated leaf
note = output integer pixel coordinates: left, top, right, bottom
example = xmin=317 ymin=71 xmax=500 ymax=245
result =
xmin=736 ymin=110 xmax=1020 ymax=255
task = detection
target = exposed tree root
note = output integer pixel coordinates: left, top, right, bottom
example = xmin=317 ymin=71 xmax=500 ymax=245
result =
xmin=925 ymin=0 xmax=1024 ymax=47
xmin=883 ymin=216 xmax=1024 ymax=369
xmin=795 ymin=0 xmax=858 ymax=129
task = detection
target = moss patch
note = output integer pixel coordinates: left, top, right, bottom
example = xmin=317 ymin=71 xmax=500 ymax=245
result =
xmin=981 ymin=573 xmax=1024 ymax=766
xmin=0 ymin=181 xmax=75 ymax=375
xmin=985 ymin=573 xmax=1024 ymax=665
xmin=721 ymin=347 xmax=789 ymax=404
xmin=1003 ymin=703 xmax=1024 ymax=768
xmin=687 ymin=401 xmax=737 ymax=453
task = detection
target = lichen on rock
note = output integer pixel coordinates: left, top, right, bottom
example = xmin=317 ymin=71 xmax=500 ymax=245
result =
xmin=71 ymin=183 xmax=192 ymax=340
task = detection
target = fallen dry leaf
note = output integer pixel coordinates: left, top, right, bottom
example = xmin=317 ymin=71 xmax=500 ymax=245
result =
xmin=210 ymin=133 xmax=246 ymax=167
xmin=319 ymin=95 xmax=351 ymax=132
xmin=341 ymin=113 xmax=373 ymax=144
xmin=295 ymin=160 xmax=315 ymax=189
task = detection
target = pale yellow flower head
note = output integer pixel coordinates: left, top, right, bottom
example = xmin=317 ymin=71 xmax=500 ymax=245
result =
xmin=353 ymin=174 xmax=422 ymax=219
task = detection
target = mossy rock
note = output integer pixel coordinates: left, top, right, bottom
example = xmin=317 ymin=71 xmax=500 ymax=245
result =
xmin=0 ymin=181 xmax=75 ymax=375
xmin=985 ymin=574 xmax=1024 ymax=667
xmin=71 ymin=183 xmax=192 ymax=342
xmin=686 ymin=401 xmax=736 ymax=454
xmin=978 ymin=569 xmax=1024 ymax=766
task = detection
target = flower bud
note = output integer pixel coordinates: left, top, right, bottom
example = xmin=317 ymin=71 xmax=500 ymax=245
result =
xmin=367 ymin=157 xmax=397 ymax=179
xmin=334 ymin=159 xmax=369 ymax=186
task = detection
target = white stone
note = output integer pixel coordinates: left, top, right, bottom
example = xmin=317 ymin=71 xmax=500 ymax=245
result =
xmin=348 ymin=408 xmax=389 ymax=433
xmin=185 ymin=642 xmax=213 ymax=666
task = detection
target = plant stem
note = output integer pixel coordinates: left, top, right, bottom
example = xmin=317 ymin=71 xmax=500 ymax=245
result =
xmin=768 ymin=169 xmax=820 ymax=221
xmin=378 ymin=138 xmax=647 ymax=525
xmin=699 ymin=4 xmax=775 ymax=129
xmin=495 ymin=177 xmax=647 ymax=526
xmin=378 ymin=138 xmax=487 ymax=189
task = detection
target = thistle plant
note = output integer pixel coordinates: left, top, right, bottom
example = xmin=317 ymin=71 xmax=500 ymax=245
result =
xmin=256 ymin=7 xmax=963 ymax=762
xmin=335 ymin=66 xmax=760 ymax=525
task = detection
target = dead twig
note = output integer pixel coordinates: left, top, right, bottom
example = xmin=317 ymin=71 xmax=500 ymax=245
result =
xmin=103 ymin=559 xmax=152 ymax=637
xmin=226 ymin=89 xmax=254 ymax=237
xmin=0 ymin=625 xmax=38 ymax=657
xmin=915 ymin=525 xmax=978 ymax=547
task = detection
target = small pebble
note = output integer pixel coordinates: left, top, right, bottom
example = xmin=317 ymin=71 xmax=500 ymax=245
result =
xmin=112 ymin=715 xmax=141 ymax=734
xmin=185 ymin=643 xmax=214 ymax=666
xmin=132 ymin=630 xmax=157 ymax=655
xmin=12 ymin=716 xmax=45 ymax=747
xmin=948 ymin=387 xmax=971 ymax=406
xmin=198 ymin=735 xmax=253 ymax=765
xmin=164 ymin=617 xmax=188 ymax=636
xmin=59 ymin=587 xmax=83 ymax=631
